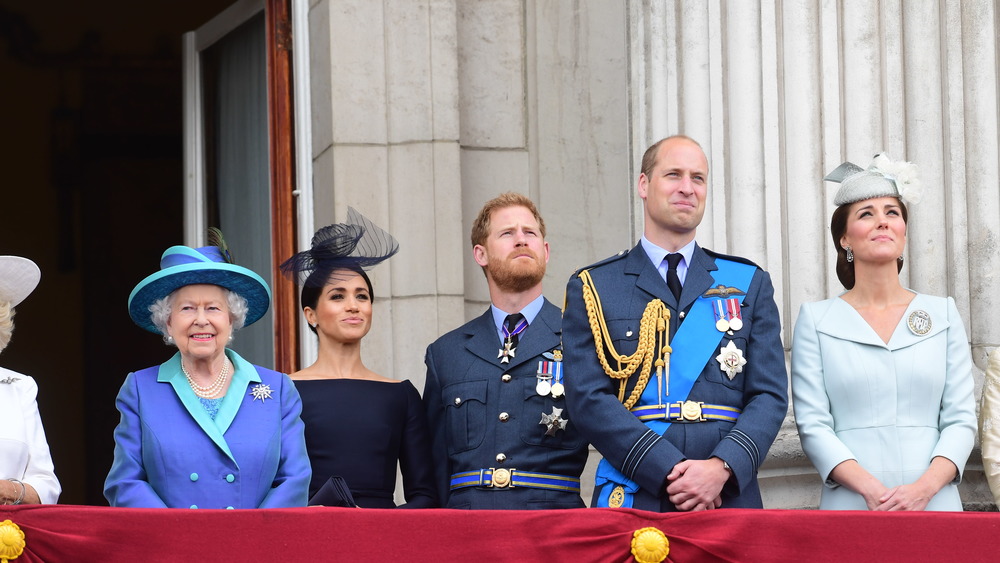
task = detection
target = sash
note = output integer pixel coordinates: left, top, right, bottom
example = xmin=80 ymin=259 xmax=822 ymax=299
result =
xmin=596 ymin=258 xmax=756 ymax=507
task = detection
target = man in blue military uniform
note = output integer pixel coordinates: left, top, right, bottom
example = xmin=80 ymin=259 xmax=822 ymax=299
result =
xmin=424 ymin=192 xmax=588 ymax=509
xmin=563 ymin=136 xmax=787 ymax=512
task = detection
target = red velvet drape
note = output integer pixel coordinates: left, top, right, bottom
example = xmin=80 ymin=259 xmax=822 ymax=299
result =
xmin=1 ymin=505 xmax=997 ymax=562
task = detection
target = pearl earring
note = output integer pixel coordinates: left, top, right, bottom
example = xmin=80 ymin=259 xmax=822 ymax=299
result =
xmin=166 ymin=335 xmax=175 ymax=345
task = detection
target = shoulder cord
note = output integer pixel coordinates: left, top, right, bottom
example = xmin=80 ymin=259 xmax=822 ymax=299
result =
xmin=579 ymin=269 xmax=671 ymax=409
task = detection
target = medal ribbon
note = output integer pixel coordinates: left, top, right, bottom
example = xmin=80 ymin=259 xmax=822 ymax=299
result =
xmin=712 ymin=299 xmax=728 ymax=325
xmin=726 ymin=297 xmax=742 ymax=322
xmin=502 ymin=317 xmax=528 ymax=342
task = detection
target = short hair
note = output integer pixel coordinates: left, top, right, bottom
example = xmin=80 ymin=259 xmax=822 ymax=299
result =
xmin=0 ymin=301 xmax=14 ymax=353
xmin=470 ymin=192 xmax=547 ymax=248
xmin=148 ymin=287 xmax=250 ymax=346
xmin=640 ymin=135 xmax=704 ymax=178
xmin=300 ymin=267 xmax=374 ymax=335
xmin=830 ymin=199 xmax=908 ymax=289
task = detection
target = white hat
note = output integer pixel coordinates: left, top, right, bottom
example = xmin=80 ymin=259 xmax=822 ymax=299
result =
xmin=0 ymin=256 xmax=41 ymax=307
xmin=825 ymin=153 xmax=922 ymax=206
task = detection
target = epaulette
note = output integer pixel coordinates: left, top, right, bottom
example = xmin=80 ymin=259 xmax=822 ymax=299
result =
xmin=571 ymin=248 xmax=631 ymax=276
xmin=702 ymin=247 xmax=761 ymax=269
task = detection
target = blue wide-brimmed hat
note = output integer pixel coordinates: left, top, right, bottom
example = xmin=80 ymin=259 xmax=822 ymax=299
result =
xmin=128 ymin=244 xmax=271 ymax=334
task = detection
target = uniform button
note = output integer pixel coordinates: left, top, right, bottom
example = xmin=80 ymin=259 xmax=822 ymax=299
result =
xmin=190 ymin=505 xmax=198 ymax=509
xmin=501 ymin=374 xmax=511 ymax=382
xmin=679 ymin=311 xmax=686 ymax=319
xmin=190 ymin=473 xmax=199 ymax=482
xmin=226 ymin=474 xmax=235 ymax=483
xmin=454 ymin=397 xmax=462 ymax=406
xmin=226 ymin=506 xmax=235 ymax=510
xmin=499 ymin=412 xmax=509 ymax=422
xmin=496 ymin=453 xmax=506 ymax=463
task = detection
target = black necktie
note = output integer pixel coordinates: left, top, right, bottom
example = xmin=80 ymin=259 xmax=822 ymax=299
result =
xmin=504 ymin=313 xmax=526 ymax=350
xmin=665 ymin=253 xmax=683 ymax=301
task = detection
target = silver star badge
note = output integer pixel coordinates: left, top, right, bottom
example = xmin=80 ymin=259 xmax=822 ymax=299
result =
xmin=539 ymin=406 xmax=569 ymax=436
xmin=716 ymin=341 xmax=747 ymax=380
xmin=250 ymin=383 xmax=274 ymax=402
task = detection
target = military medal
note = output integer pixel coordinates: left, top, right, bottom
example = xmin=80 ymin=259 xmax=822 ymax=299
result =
xmin=715 ymin=341 xmax=747 ymax=380
xmin=498 ymin=316 xmax=528 ymax=364
xmin=539 ymin=406 xmax=568 ymax=436
xmin=907 ymin=310 xmax=931 ymax=336
xmin=536 ymin=372 xmax=552 ymax=396
xmin=712 ymin=299 xmax=730 ymax=332
xmin=726 ymin=297 xmax=744 ymax=331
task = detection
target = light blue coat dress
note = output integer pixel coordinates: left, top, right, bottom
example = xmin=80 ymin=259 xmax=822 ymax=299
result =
xmin=791 ymin=293 xmax=976 ymax=510
xmin=104 ymin=349 xmax=311 ymax=509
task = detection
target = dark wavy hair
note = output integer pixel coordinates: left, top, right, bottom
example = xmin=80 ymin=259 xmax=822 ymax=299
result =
xmin=831 ymin=199 xmax=908 ymax=289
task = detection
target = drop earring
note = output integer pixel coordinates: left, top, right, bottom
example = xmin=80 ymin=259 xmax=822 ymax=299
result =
xmin=845 ymin=247 xmax=853 ymax=263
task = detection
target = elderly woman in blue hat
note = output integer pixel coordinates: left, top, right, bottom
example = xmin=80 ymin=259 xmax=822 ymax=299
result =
xmin=104 ymin=233 xmax=311 ymax=509
xmin=791 ymin=155 xmax=976 ymax=511
xmin=0 ymin=256 xmax=60 ymax=505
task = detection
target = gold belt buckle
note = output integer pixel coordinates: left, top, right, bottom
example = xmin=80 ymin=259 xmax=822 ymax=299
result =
xmin=676 ymin=400 xmax=706 ymax=422
xmin=490 ymin=468 xmax=514 ymax=488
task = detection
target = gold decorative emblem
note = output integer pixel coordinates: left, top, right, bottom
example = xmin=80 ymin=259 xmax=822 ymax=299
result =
xmin=703 ymin=285 xmax=746 ymax=298
xmin=552 ymin=349 xmax=563 ymax=361
xmin=715 ymin=341 xmax=747 ymax=380
xmin=907 ymin=310 xmax=932 ymax=336
xmin=608 ymin=485 xmax=625 ymax=508
xmin=631 ymin=527 xmax=669 ymax=563
xmin=0 ymin=519 xmax=26 ymax=562
xmin=490 ymin=468 xmax=512 ymax=488
xmin=680 ymin=400 xmax=705 ymax=422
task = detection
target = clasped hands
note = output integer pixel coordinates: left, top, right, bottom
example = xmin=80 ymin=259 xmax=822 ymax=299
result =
xmin=861 ymin=482 xmax=934 ymax=511
xmin=664 ymin=457 xmax=730 ymax=511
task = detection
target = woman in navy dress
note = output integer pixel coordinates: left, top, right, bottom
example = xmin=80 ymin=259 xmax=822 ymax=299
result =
xmin=281 ymin=208 xmax=437 ymax=508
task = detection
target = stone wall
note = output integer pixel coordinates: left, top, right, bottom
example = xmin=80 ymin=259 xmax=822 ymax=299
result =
xmin=306 ymin=0 xmax=1000 ymax=509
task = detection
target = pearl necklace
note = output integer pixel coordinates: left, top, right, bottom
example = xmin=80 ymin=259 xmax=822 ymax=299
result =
xmin=182 ymin=358 xmax=231 ymax=399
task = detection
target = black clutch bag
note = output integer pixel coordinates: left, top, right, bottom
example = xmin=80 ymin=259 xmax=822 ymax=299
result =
xmin=308 ymin=475 xmax=358 ymax=507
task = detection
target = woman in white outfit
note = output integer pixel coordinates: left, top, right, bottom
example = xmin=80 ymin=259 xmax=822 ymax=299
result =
xmin=0 ymin=255 xmax=60 ymax=505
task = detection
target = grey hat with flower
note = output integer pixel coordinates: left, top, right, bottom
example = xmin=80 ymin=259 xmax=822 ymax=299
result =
xmin=824 ymin=153 xmax=922 ymax=206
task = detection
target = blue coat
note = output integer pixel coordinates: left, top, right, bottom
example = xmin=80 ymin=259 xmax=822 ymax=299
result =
xmin=791 ymin=294 xmax=976 ymax=510
xmin=423 ymin=299 xmax=589 ymax=509
xmin=104 ymin=349 xmax=311 ymax=509
xmin=562 ymin=244 xmax=788 ymax=511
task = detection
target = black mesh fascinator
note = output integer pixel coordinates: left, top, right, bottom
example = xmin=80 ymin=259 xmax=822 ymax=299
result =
xmin=280 ymin=207 xmax=399 ymax=287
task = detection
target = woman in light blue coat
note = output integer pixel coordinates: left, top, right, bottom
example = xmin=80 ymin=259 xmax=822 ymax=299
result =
xmin=791 ymin=155 xmax=976 ymax=511
xmin=105 ymin=232 xmax=310 ymax=509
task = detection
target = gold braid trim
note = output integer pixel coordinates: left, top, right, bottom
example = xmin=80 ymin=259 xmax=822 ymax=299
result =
xmin=579 ymin=269 xmax=671 ymax=409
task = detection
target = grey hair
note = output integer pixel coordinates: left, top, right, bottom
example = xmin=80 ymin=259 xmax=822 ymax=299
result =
xmin=0 ymin=301 xmax=13 ymax=353
xmin=149 ymin=288 xmax=249 ymax=346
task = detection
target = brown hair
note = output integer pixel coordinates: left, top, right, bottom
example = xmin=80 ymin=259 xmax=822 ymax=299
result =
xmin=470 ymin=192 xmax=546 ymax=248
xmin=830 ymin=199 xmax=908 ymax=289
xmin=640 ymin=135 xmax=704 ymax=178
